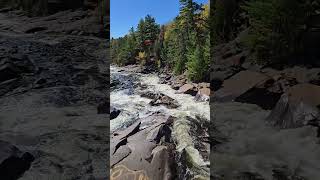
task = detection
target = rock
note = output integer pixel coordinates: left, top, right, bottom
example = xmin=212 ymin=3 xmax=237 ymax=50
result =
xmin=0 ymin=141 xmax=35 ymax=180
xmin=0 ymin=11 xmax=109 ymax=179
xmin=110 ymin=145 xmax=131 ymax=167
xmin=0 ymin=141 xmax=22 ymax=163
xmin=148 ymin=146 xmax=173 ymax=180
xmin=110 ymin=165 xmax=149 ymax=180
xmin=198 ymin=82 xmax=210 ymax=89
xmin=150 ymin=94 xmax=179 ymax=109
xmin=111 ymin=114 xmax=174 ymax=180
xmin=0 ymin=152 xmax=35 ymax=180
xmin=235 ymin=86 xmax=282 ymax=110
xmin=178 ymin=84 xmax=198 ymax=96
xmin=141 ymin=92 xmax=179 ymax=109
xmin=195 ymin=87 xmax=210 ymax=102
xmin=110 ymin=107 xmax=120 ymax=120
xmin=0 ymin=63 xmax=20 ymax=83
xmin=266 ymin=84 xmax=320 ymax=129
xmin=159 ymin=74 xmax=172 ymax=84
xmin=222 ymin=51 xmax=247 ymax=67
xmin=141 ymin=91 xmax=160 ymax=100
xmin=0 ymin=78 xmax=21 ymax=96
xmin=210 ymin=65 xmax=242 ymax=91
xmin=170 ymin=75 xmax=187 ymax=90
xmin=235 ymin=74 xmax=298 ymax=110
xmin=213 ymin=70 xmax=269 ymax=102
xmin=25 ymin=27 xmax=48 ymax=34
xmin=146 ymin=124 xmax=172 ymax=143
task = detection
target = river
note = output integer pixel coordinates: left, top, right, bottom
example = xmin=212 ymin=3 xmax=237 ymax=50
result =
xmin=110 ymin=65 xmax=210 ymax=179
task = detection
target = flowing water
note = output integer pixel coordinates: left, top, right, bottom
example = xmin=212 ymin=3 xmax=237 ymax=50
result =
xmin=212 ymin=102 xmax=320 ymax=179
xmin=110 ymin=65 xmax=210 ymax=179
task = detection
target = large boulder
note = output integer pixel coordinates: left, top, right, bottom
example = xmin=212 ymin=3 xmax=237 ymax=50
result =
xmin=110 ymin=114 xmax=175 ymax=180
xmin=170 ymin=75 xmax=187 ymax=90
xmin=266 ymin=84 xmax=320 ymax=129
xmin=210 ymin=65 xmax=242 ymax=91
xmin=195 ymin=87 xmax=210 ymax=102
xmin=235 ymin=74 xmax=298 ymax=110
xmin=141 ymin=92 xmax=179 ymax=109
xmin=110 ymin=107 xmax=121 ymax=120
xmin=0 ymin=141 xmax=35 ymax=180
xmin=178 ymin=84 xmax=198 ymax=96
xmin=213 ymin=70 xmax=269 ymax=102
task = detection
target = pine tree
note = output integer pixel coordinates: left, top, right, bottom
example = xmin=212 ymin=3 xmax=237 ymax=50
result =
xmin=187 ymin=45 xmax=207 ymax=82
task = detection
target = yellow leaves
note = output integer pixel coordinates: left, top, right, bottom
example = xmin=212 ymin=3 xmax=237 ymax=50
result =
xmin=201 ymin=4 xmax=210 ymax=19
xmin=136 ymin=51 xmax=146 ymax=60
xmin=164 ymin=22 xmax=177 ymax=41
xmin=195 ymin=3 xmax=209 ymax=30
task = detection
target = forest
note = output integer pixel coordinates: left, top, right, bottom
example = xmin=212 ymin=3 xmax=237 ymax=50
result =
xmin=212 ymin=0 xmax=320 ymax=65
xmin=111 ymin=0 xmax=320 ymax=83
xmin=111 ymin=0 xmax=210 ymax=82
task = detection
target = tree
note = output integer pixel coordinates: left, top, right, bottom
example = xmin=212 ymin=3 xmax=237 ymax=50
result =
xmin=187 ymin=45 xmax=208 ymax=82
xmin=136 ymin=15 xmax=160 ymax=64
xmin=154 ymin=25 xmax=165 ymax=68
xmin=242 ymin=0 xmax=310 ymax=63
xmin=212 ymin=0 xmax=238 ymax=43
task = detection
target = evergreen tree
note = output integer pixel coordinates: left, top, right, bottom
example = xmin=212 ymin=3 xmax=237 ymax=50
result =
xmin=187 ymin=45 xmax=207 ymax=82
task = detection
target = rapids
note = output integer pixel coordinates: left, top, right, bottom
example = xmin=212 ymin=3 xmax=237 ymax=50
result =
xmin=110 ymin=65 xmax=210 ymax=179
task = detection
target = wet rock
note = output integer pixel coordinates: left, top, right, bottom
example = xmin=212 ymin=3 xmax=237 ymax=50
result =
xmin=110 ymin=107 xmax=120 ymax=120
xmin=146 ymin=124 xmax=172 ymax=143
xmin=266 ymin=84 xmax=320 ymax=129
xmin=178 ymin=83 xmax=198 ymax=96
xmin=195 ymin=87 xmax=210 ymax=102
xmin=213 ymin=70 xmax=269 ymax=102
xmin=150 ymin=94 xmax=179 ymax=109
xmin=170 ymin=75 xmax=187 ymax=90
xmin=141 ymin=91 xmax=160 ymax=99
xmin=141 ymin=92 xmax=179 ymax=109
xmin=159 ymin=74 xmax=172 ymax=84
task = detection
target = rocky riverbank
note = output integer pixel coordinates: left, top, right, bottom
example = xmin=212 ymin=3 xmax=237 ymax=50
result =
xmin=0 ymin=7 xmax=109 ymax=179
xmin=211 ymin=31 xmax=320 ymax=179
xmin=110 ymin=65 xmax=210 ymax=179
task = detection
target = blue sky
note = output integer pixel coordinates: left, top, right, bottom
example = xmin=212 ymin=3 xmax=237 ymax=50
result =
xmin=111 ymin=0 xmax=208 ymax=38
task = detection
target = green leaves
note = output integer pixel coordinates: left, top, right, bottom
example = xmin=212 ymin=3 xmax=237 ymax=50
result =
xmin=137 ymin=15 xmax=160 ymax=49
xmin=111 ymin=1 xmax=210 ymax=82
xmin=243 ymin=0 xmax=311 ymax=63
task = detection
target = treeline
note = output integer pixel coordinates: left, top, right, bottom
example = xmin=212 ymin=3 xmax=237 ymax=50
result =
xmin=111 ymin=0 xmax=210 ymax=82
xmin=212 ymin=0 xmax=320 ymax=64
